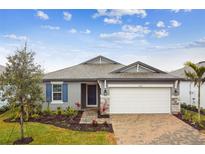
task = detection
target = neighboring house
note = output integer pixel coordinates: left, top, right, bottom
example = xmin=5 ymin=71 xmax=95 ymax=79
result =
xmin=171 ymin=61 xmax=205 ymax=108
xmin=43 ymin=56 xmax=181 ymax=114
xmin=0 ymin=65 xmax=7 ymax=107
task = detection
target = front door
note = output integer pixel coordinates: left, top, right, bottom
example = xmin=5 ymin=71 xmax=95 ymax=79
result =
xmin=87 ymin=85 xmax=97 ymax=107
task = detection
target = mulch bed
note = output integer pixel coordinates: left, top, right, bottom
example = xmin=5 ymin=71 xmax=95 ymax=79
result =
xmin=30 ymin=111 xmax=83 ymax=124
xmin=174 ymin=113 xmax=205 ymax=131
xmin=69 ymin=123 xmax=113 ymax=132
xmin=13 ymin=137 xmax=33 ymax=145
xmin=4 ymin=111 xmax=113 ymax=133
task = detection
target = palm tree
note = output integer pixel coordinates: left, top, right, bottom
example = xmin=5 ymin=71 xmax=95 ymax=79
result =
xmin=184 ymin=61 xmax=205 ymax=121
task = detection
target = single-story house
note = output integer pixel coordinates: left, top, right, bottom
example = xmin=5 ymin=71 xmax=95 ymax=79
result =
xmin=170 ymin=61 xmax=205 ymax=108
xmin=43 ymin=56 xmax=182 ymax=114
xmin=0 ymin=65 xmax=7 ymax=107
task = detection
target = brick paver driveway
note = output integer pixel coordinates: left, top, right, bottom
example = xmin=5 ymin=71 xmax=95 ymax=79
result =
xmin=111 ymin=114 xmax=205 ymax=144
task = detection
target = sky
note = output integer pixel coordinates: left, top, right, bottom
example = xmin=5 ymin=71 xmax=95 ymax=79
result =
xmin=0 ymin=9 xmax=205 ymax=73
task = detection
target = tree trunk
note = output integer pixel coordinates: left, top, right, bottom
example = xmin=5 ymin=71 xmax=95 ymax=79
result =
xmin=198 ymin=84 xmax=201 ymax=122
xmin=20 ymin=101 xmax=24 ymax=140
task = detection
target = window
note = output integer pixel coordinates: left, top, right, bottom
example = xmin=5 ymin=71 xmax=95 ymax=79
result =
xmin=52 ymin=84 xmax=62 ymax=101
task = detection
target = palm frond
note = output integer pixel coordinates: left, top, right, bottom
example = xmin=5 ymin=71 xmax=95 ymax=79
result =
xmin=184 ymin=61 xmax=199 ymax=74
xmin=184 ymin=70 xmax=197 ymax=80
xmin=198 ymin=66 xmax=205 ymax=78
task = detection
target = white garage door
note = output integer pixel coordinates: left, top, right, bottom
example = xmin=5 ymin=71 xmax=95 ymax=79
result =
xmin=110 ymin=87 xmax=171 ymax=114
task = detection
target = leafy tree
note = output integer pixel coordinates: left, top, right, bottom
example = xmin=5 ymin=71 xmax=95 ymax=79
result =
xmin=0 ymin=44 xmax=43 ymax=141
xmin=184 ymin=61 xmax=205 ymax=121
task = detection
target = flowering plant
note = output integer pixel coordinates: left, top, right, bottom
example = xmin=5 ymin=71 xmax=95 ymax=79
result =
xmin=75 ymin=102 xmax=81 ymax=110
xmin=100 ymin=100 xmax=109 ymax=114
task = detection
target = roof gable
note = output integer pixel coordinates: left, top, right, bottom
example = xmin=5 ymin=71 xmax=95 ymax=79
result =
xmin=81 ymin=55 xmax=120 ymax=64
xmin=170 ymin=61 xmax=205 ymax=78
xmin=112 ymin=61 xmax=166 ymax=73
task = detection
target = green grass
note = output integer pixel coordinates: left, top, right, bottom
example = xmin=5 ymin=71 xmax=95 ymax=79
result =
xmin=0 ymin=111 xmax=116 ymax=145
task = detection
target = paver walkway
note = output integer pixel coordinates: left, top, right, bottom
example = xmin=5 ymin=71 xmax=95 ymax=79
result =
xmin=80 ymin=109 xmax=111 ymax=124
xmin=111 ymin=114 xmax=205 ymax=144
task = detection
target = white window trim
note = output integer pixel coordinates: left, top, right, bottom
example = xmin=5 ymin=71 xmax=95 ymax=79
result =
xmin=51 ymin=83 xmax=63 ymax=104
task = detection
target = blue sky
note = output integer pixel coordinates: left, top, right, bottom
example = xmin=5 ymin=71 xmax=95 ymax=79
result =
xmin=0 ymin=9 xmax=205 ymax=72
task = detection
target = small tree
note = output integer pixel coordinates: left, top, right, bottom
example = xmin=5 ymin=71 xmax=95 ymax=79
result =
xmin=184 ymin=61 xmax=205 ymax=121
xmin=0 ymin=44 xmax=43 ymax=141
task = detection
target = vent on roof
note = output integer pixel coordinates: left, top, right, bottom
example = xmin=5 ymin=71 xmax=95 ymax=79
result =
xmin=112 ymin=61 xmax=165 ymax=73
xmin=82 ymin=55 xmax=120 ymax=65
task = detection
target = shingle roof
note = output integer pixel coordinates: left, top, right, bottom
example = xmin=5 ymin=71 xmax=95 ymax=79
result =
xmin=44 ymin=56 xmax=180 ymax=81
xmin=0 ymin=65 xmax=5 ymax=74
xmin=170 ymin=61 xmax=205 ymax=79
xmin=112 ymin=61 xmax=166 ymax=73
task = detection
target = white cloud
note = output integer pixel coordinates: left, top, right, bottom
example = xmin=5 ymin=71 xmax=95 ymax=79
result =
xmin=63 ymin=11 xmax=72 ymax=21
xmin=154 ymin=29 xmax=169 ymax=38
xmin=145 ymin=22 xmax=150 ymax=25
xmin=122 ymin=25 xmax=151 ymax=36
xmin=183 ymin=37 xmax=205 ymax=48
xmin=104 ymin=18 xmax=122 ymax=24
xmin=2 ymin=34 xmax=28 ymax=41
xmin=100 ymin=32 xmax=138 ymax=44
xmin=41 ymin=25 xmax=60 ymax=30
xmin=156 ymin=21 xmax=165 ymax=28
xmin=171 ymin=9 xmax=192 ymax=13
xmin=36 ymin=10 xmax=49 ymax=20
xmin=68 ymin=28 xmax=77 ymax=34
xmin=93 ymin=9 xmax=147 ymax=19
xmin=99 ymin=24 xmax=150 ymax=43
xmin=169 ymin=20 xmax=182 ymax=28
xmin=80 ymin=29 xmax=91 ymax=34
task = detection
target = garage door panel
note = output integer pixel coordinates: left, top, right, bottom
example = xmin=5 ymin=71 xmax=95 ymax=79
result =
xmin=110 ymin=87 xmax=170 ymax=114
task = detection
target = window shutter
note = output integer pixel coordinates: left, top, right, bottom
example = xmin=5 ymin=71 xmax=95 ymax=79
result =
xmin=46 ymin=83 xmax=52 ymax=102
xmin=63 ymin=83 xmax=68 ymax=102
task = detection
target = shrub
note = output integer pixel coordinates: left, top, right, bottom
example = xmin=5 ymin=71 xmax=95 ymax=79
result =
xmin=66 ymin=106 xmax=77 ymax=117
xmin=56 ymin=107 xmax=62 ymax=115
xmin=34 ymin=104 xmax=42 ymax=115
xmin=31 ymin=113 xmax=40 ymax=119
xmin=201 ymin=108 xmax=205 ymax=115
xmin=181 ymin=108 xmax=186 ymax=115
xmin=191 ymin=105 xmax=197 ymax=112
xmin=191 ymin=114 xmax=199 ymax=124
xmin=187 ymin=104 xmax=192 ymax=110
xmin=181 ymin=103 xmax=187 ymax=109
xmin=43 ymin=108 xmax=52 ymax=115
xmin=182 ymin=110 xmax=192 ymax=121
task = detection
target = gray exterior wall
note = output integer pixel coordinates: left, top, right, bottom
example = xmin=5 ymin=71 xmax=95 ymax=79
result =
xmin=42 ymin=82 xmax=81 ymax=110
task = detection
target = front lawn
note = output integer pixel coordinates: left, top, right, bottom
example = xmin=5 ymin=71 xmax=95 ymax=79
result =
xmin=0 ymin=111 xmax=116 ymax=145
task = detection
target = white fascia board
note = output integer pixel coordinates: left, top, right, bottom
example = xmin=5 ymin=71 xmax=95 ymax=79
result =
xmin=51 ymin=81 xmax=63 ymax=84
xmin=108 ymin=84 xmax=173 ymax=88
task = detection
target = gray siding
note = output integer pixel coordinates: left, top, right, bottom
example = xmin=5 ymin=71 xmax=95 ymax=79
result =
xmin=42 ymin=82 xmax=81 ymax=110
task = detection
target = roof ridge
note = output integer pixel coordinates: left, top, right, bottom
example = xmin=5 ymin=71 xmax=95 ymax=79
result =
xmin=80 ymin=55 xmax=122 ymax=65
